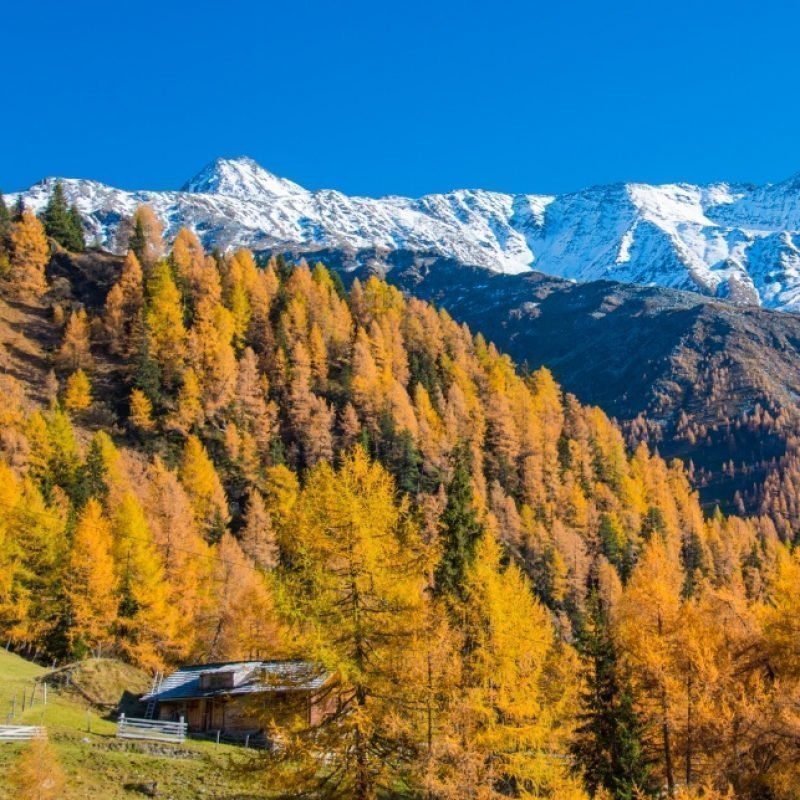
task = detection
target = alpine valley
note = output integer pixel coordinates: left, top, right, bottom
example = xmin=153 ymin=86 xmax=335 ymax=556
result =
xmin=5 ymin=155 xmax=800 ymax=800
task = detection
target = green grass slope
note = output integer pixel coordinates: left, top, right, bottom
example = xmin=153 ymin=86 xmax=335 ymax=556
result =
xmin=0 ymin=650 xmax=261 ymax=799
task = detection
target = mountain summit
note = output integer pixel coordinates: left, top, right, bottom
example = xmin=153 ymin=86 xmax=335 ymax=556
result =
xmin=181 ymin=156 xmax=307 ymax=199
xmin=11 ymin=158 xmax=800 ymax=310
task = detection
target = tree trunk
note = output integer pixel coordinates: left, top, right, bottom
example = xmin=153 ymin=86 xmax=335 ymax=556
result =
xmin=685 ymin=671 xmax=693 ymax=787
xmin=658 ymin=610 xmax=675 ymax=797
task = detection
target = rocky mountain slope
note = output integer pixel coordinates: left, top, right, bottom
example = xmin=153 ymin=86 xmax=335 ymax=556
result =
xmin=11 ymin=156 xmax=800 ymax=310
xmin=325 ymin=250 xmax=800 ymax=511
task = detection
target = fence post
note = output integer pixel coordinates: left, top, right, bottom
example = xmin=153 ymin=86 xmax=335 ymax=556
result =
xmin=11 ymin=696 xmax=16 ymax=718
xmin=179 ymin=716 xmax=185 ymax=742
xmin=216 ymin=729 xmax=220 ymax=748
xmin=245 ymin=733 xmax=250 ymax=749
xmin=43 ymin=683 xmax=47 ymax=706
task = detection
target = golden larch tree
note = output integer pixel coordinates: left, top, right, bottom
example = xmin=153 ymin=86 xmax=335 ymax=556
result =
xmin=8 ymin=210 xmax=49 ymax=295
xmin=265 ymin=448 xmax=428 ymax=800
xmin=63 ymin=368 xmax=92 ymax=412
xmin=145 ymin=260 xmax=187 ymax=388
xmin=57 ymin=309 xmax=93 ymax=371
xmin=179 ymin=434 xmax=229 ymax=540
xmin=66 ymin=498 xmax=118 ymax=655
xmin=9 ymin=735 xmax=65 ymax=800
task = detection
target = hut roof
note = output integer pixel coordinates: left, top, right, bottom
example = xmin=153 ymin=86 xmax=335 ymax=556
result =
xmin=142 ymin=660 xmax=331 ymax=702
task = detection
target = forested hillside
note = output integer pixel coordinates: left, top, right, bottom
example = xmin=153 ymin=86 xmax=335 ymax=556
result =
xmin=0 ymin=196 xmax=799 ymax=799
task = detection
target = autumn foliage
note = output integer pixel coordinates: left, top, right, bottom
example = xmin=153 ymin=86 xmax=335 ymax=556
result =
xmin=0 ymin=207 xmax=798 ymax=798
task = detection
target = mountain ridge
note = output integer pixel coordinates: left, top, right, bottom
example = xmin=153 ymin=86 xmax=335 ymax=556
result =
xmin=11 ymin=156 xmax=800 ymax=310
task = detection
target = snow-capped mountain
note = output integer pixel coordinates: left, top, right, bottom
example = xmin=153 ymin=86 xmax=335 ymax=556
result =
xmin=11 ymin=156 xmax=800 ymax=310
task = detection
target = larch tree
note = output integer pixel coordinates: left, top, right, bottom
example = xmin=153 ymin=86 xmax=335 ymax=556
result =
xmin=171 ymin=227 xmax=205 ymax=300
xmin=66 ymin=498 xmax=118 ymax=656
xmin=199 ymin=532 xmax=282 ymax=662
xmin=169 ymin=367 xmax=205 ymax=433
xmin=240 ymin=488 xmax=278 ymax=571
xmin=179 ymin=434 xmax=230 ymax=541
xmin=63 ymin=368 xmax=92 ymax=412
xmin=0 ymin=473 xmax=65 ymax=648
xmin=145 ymin=458 xmax=211 ymax=658
xmin=57 ymin=309 xmax=93 ymax=371
xmin=9 ymin=210 xmax=49 ymax=295
xmin=128 ymin=205 xmax=163 ymax=267
xmin=428 ymin=533 xmax=587 ymax=800
xmin=0 ymin=462 xmax=27 ymax=639
xmin=104 ymin=250 xmax=143 ymax=355
xmin=264 ymin=448 xmax=428 ymax=800
xmin=188 ymin=298 xmax=237 ymax=416
xmin=9 ymin=735 xmax=65 ymax=800
xmin=128 ymin=388 xmax=155 ymax=431
xmin=103 ymin=283 xmax=126 ymax=353
xmin=616 ymin=538 xmax=684 ymax=797
xmin=112 ymin=492 xmax=178 ymax=670
xmin=233 ymin=347 xmax=277 ymax=452
xmin=145 ymin=260 xmax=187 ymax=388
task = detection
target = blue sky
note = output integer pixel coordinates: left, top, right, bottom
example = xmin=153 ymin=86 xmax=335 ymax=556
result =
xmin=3 ymin=0 xmax=799 ymax=197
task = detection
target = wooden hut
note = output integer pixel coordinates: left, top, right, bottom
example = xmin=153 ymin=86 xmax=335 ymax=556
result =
xmin=141 ymin=660 xmax=337 ymax=740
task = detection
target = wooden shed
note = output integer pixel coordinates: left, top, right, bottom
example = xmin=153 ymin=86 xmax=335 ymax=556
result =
xmin=141 ymin=660 xmax=337 ymax=739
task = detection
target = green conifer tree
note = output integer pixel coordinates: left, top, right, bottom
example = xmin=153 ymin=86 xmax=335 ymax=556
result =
xmin=40 ymin=181 xmax=75 ymax=249
xmin=129 ymin=216 xmax=146 ymax=264
xmin=67 ymin=205 xmax=85 ymax=252
xmin=0 ymin=192 xmax=10 ymax=274
xmin=0 ymin=191 xmax=10 ymax=245
xmin=434 ymin=442 xmax=484 ymax=599
xmin=571 ymin=588 xmax=654 ymax=799
xmin=13 ymin=195 xmax=25 ymax=221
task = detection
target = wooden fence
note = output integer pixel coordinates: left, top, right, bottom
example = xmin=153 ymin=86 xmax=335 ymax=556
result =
xmin=116 ymin=714 xmax=187 ymax=744
xmin=0 ymin=725 xmax=46 ymax=742
xmin=6 ymin=681 xmax=47 ymax=723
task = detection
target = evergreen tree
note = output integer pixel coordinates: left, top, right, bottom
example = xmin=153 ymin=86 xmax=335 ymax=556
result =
xmin=128 ymin=215 xmax=146 ymax=264
xmin=0 ymin=192 xmax=10 ymax=277
xmin=434 ymin=443 xmax=483 ymax=598
xmin=40 ymin=181 xmax=85 ymax=251
xmin=132 ymin=329 xmax=162 ymax=403
xmin=79 ymin=435 xmax=111 ymax=505
xmin=376 ymin=412 xmax=422 ymax=494
xmin=13 ymin=194 xmax=25 ymax=221
xmin=571 ymin=588 xmax=654 ymax=799
xmin=67 ymin=204 xmax=85 ymax=251
xmin=0 ymin=191 xmax=10 ymax=247
xmin=128 ymin=205 xmax=163 ymax=267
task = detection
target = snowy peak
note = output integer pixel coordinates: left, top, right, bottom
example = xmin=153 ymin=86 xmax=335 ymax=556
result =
xmin=11 ymin=159 xmax=800 ymax=312
xmin=181 ymin=156 xmax=307 ymax=200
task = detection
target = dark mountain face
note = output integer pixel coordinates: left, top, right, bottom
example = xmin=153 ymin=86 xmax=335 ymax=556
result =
xmin=276 ymin=247 xmax=800 ymax=513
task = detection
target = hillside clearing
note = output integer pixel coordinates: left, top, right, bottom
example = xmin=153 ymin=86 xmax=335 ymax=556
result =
xmin=0 ymin=650 xmax=261 ymax=799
